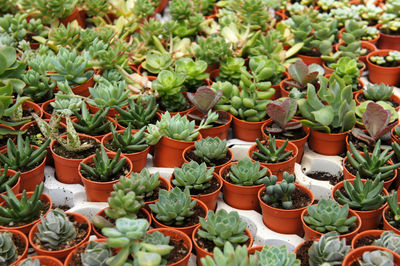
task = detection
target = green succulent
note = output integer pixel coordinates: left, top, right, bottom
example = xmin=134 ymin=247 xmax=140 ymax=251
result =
xmin=228 ymin=158 xmax=269 ymax=186
xmin=149 ymin=187 xmax=197 ymax=226
xmin=50 ymin=81 xmax=83 ymax=114
xmin=194 ymin=36 xmax=232 ymax=65
xmin=88 ymin=79 xmax=130 ymax=108
xmin=152 ymin=70 xmax=187 ymax=112
xmin=84 ymin=0 xmax=109 ymax=17
xmin=142 ymin=231 xmax=174 ymax=266
xmin=173 ymin=161 xmax=214 ymax=191
xmin=252 ymin=136 xmax=293 ymax=163
xmin=303 ymin=199 xmax=357 ymax=234
xmin=193 ymin=137 xmax=228 ymax=166
xmin=108 ymin=125 xmax=149 ymax=154
xmin=262 ymin=172 xmax=296 ymax=209
xmin=0 ymin=232 xmax=17 ymax=266
xmin=308 ymin=231 xmax=350 ymax=266
xmin=363 ymin=83 xmax=394 ymax=102
xmin=104 ymin=189 xmax=144 ymax=220
xmin=359 ymin=250 xmax=394 ymax=266
xmin=115 ymin=95 xmax=158 ymax=129
xmin=200 ymin=242 xmax=258 ymax=266
xmin=20 ymin=0 xmax=78 ymax=23
xmin=255 ymin=245 xmax=300 ymax=266
xmin=142 ymin=53 xmax=173 ymax=74
xmin=72 ymin=103 xmax=112 ymax=136
xmin=329 ymin=57 xmax=360 ymax=90
xmin=81 ymin=241 xmax=112 ymax=266
xmin=18 ymin=258 xmax=41 ymax=266
xmin=374 ymin=231 xmax=400 ymax=255
xmin=0 ymin=165 xmax=19 ymax=194
xmin=22 ymin=69 xmax=55 ymax=103
xmin=175 ymin=57 xmax=209 ymax=90
xmin=218 ymin=57 xmax=245 ymax=84
xmin=386 ymin=192 xmax=400 ymax=228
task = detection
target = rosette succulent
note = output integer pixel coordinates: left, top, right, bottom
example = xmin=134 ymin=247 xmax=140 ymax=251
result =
xmin=173 ymin=161 xmax=214 ymax=191
xmin=228 ymin=158 xmax=269 ymax=186
xmin=192 ymin=137 xmax=229 ymax=166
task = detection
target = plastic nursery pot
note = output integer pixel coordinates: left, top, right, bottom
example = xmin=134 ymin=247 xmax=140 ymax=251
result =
xmin=0 ymin=124 xmax=15 ymax=150
xmin=64 ymin=239 xmax=106 ymax=266
xmin=342 ymin=156 xmax=397 ymax=190
xmin=182 ymin=145 xmax=233 ymax=174
xmin=300 ymin=208 xmax=362 ymax=244
xmin=296 ymin=54 xmax=323 ymax=66
xmin=231 ymin=115 xmax=265 ymax=142
xmin=342 ymin=246 xmax=400 ymax=266
xmin=79 ymin=152 xmax=133 ymax=202
xmin=40 ymin=99 xmax=55 ymax=120
xmin=153 ymin=134 xmax=202 ymax=168
xmin=187 ymin=109 xmax=232 ymax=140
xmin=150 ymin=199 xmax=208 ymax=237
xmin=382 ymin=205 xmax=400 ymax=235
xmin=0 ymin=168 xmax=20 ymax=203
xmin=0 ymin=229 xmax=29 ymax=265
xmin=308 ymin=129 xmax=349 ymax=155
xmin=29 ymin=212 xmax=91 ymax=261
xmin=351 ymin=230 xmax=386 ymax=249
xmin=50 ymin=134 xmax=100 ymax=184
xmin=0 ymin=192 xmax=52 ymax=235
xmin=248 ymin=139 xmax=298 ymax=181
xmin=331 ymin=180 xmax=388 ymax=232
xmin=92 ymin=207 xmax=151 ymax=239
xmin=258 ymin=184 xmax=314 ymax=236
xmin=169 ymin=173 xmax=222 ymax=211
xmin=261 ymin=119 xmax=310 ymax=163
xmin=20 ymin=256 xmax=63 ymax=266
xmin=101 ymin=130 xmax=150 ymax=173
xmin=71 ymin=116 xmax=117 ymax=142
xmin=218 ymin=162 xmax=272 ymax=210
xmin=366 ymin=50 xmax=400 ymax=86
xmin=378 ymin=30 xmax=400 ymax=51
xmin=192 ymin=225 xmax=253 ymax=266
xmin=147 ymin=228 xmax=193 ymax=266
xmin=61 ymin=7 xmax=86 ymax=28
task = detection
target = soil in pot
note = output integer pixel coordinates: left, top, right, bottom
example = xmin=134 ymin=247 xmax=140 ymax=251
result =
xmin=183 ymin=149 xmax=231 ymax=168
xmin=353 ymin=235 xmax=381 ymax=249
xmin=153 ymin=204 xmax=206 ymax=228
xmin=296 ymin=240 xmax=313 ymax=266
xmin=80 ymin=161 xmax=130 ymax=182
xmin=263 ymin=124 xmax=307 ymax=141
xmin=347 ymin=134 xmax=392 ymax=153
xmin=384 ymin=209 xmax=400 ymax=231
xmin=144 ymin=181 xmax=169 ymax=203
xmin=2 ymin=201 xmax=50 ymax=228
xmin=305 ymin=170 xmax=343 ymax=186
xmin=23 ymin=123 xmax=66 ymax=147
xmin=52 ymin=138 xmax=99 ymax=159
xmin=260 ymin=187 xmax=312 ymax=210
xmin=12 ymin=233 xmax=27 ymax=261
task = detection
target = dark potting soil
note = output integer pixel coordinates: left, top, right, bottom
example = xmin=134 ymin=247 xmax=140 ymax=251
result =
xmin=3 ymin=201 xmax=50 ymax=228
xmin=13 ymin=234 xmax=26 ymax=259
xmin=0 ymin=134 xmax=14 ymax=147
xmin=81 ymin=161 xmax=130 ymax=182
xmin=347 ymin=133 xmax=392 ymax=154
xmin=144 ymin=182 xmax=168 ymax=202
xmin=344 ymin=159 xmax=394 ymax=182
xmin=305 ymin=170 xmax=343 ymax=186
xmin=172 ymin=175 xmax=221 ymax=196
xmin=52 ymin=205 xmax=71 ymax=212
xmin=184 ymin=150 xmax=231 ymax=168
xmin=385 ymin=209 xmax=400 ymax=230
xmin=356 ymin=92 xmax=399 ymax=109
xmin=24 ymin=123 xmax=66 ymax=147
xmin=261 ymin=188 xmax=311 ymax=209
xmin=33 ymin=214 xmax=88 ymax=251
xmin=263 ymin=124 xmax=307 ymax=141
xmin=351 ymin=261 xmax=361 ymax=266
xmin=194 ymin=229 xmax=251 ymax=253
xmin=158 ymin=101 xmax=193 ymax=114
xmin=354 ymin=235 xmax=381 ymax=249
xmin=154 ymin=204 xmax=205 ymax=228
xmin=250 ymin=147 xmax=295 ymax=163
xmin=52 ymin=138 xmax=99 ymax=159
xmin=296 ymin=240 xmax=313 ymax=266
xmin=299 ymin=49 xmax=321 ymax=57
xmin=166 ymin=238 xmax=189 ymax=264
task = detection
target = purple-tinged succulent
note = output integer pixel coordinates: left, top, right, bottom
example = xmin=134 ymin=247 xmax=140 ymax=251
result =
xmin=265 ymin=98 xmax=302 ymax=136
xmin=283 ymin=60 xmax=324 ymax=91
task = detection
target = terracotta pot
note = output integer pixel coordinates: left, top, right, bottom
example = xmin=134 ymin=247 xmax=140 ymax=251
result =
xmin=101 ymin=130 xmax=150 ymax=173
xmin=19 ymin=256 xmax=63 ymax=266
xmin=308 ymin=129 xmax=349 ymax=155
xmin=71 ymin=116 xmax=117 ymax=142
xmin=147 ymin=228 xmax=192 ymax=266
xmin=187 ymin=109 xmax=232 ymax=140
xmin=261 ymin=119 xmax=310 ymax=163
xmin=64 ymin=239 xmax=107 ymax=265
xmin=144 ymin=176 xmax=171 ymax=210
xmin=0 ymin=124 xmax=15 ymax=150
xmin=169 ymin=173 xmax=222 ymax=211
xmin=192 ymin=225 xmax=253 ymax=266
xmin=343 ymin=246 xmax=400 ymax=266
xmin=378 ymin=32 xmax=400 ymax=51
xmin=87 ymin=102 xmax=127 ymax=118
xmin=0 ymin=168 xmax=20 ymax=203
xmin=150 ymin=199 xmax=208 ymax=237
xmin=367 ymin=50 xmax=400 ymax=86
xmin=342 ymin=156 xmax=397 ymax=189
xmin=92 ymin=207 xmax=151 ymax=239
xmin=231 ymin=115 xmax=266 ymax=142
xmin=219 ymin=162 xmax=271 ymax=210
xmin=0 ymin=192 xmax=52 ymax=235
xmin=382 ymin=205 xmax=400 ymax=234
xmin=331 ymin=180 xmax=388 ymax=231
xmin=270 ymin=83 xmax=281 ymax=100
xmin=153 ymin=135 xmax=202 ymax=168
xmin=80 ymin=152 xmax=133 ymax=202
xmin=71 ymin=73 xmax=94 ymax=97
xmin=61 ymin=7 xmax=86 ymax=28
xmin=1 ymin=229 xmax=28 ymax=265
xmin=248 ymin=139 xmax=298 ymax=181
xmin=50 ymin=134 xmax=100 ymax=184
xmin=297 ymin=54 xmax=323 ymax=65
xmin=301 ymin=208 xmax=361 ymax=243
xmin=29 ymin=212 xmax=91 ymax=261
xmin=351 ymin=230 xmax=385 ymax=249
xmin=258 ymin=185 xmax=314 ymax=235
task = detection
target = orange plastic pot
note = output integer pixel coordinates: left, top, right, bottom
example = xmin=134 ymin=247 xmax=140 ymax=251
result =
xmin=247 ymin=245 xmax=263 ymax=254
xmin=297 ymin=54 xmax=323 ymax=65
xmin=231 ymin=115 xmax=266 ymax=142
xmin=192 ymin=225 xmax=253 ymax=266
xmin=29 ymin=212 xmax=91 ymax=261
xmin=343 ymin=246 xmax=400 ymax=266
xmin=219 ymin=162 xmax=271 ymax=210
xmin=169 ymin=173 xmax=222 ymax=211
xmin=19 ymin=256 xmax=63 ymax=266
xmin=248 ymin=139 xmax=298 ymax=181
xmin=0 ymin=168 xmax=20 ymax=203
xmin=156 ymin=105 xmax=195 ymax=118
xmin=80 ymin=152 xmax=133 ymax=202
xmin=0 ymin=192 xmax=52 ymax=235
xmin=13 ymin=101 xmax=43 ymax=129
xmin=367 ymin=50 xmax=400 ymax=86
xmin=61 ymin=7 xmax=86 ymax=28
xmin=147 ymin=228 xmax=193 ymax=266
xmin=87 ymin=103 xmax=127 ymax=118
xmin=41 ymin=99 xmax=55 ymax=120
xmin=332 ymin=180 xmax=388 ymax=231
xmin=378 ymin=32 xmax=400 ymax=51
xmin=150 ymin=199 xmax=208 ymax=237
xmin=308 ymin=129 xmax=349 ymax=155
xmin=71 ymin=74 xmax=94 ymax=97
xmin=279 ymin=78 xmax=291 ymax=98
xmin=301 ymin=208 xmax=361 ymax=243
xmin=92 ymin=207 xmax=151 ymax=239
xmin=392 ymin=126 xmax=400 ymax=145
xmin=334 ymin=41 xmax=377 ymax=67
xmin=1 ymin=229 xmax=28 ymax=265
xmin=351 ymin=230 xmax=385 ymax=249
xmin=153 ymin=135 xmax=202 ymax=168
xmin=382 ymin=205 xmax=400 ymax=234
xmin=258 ymin=185 xmax=314 ymax=235
xmin=101 ymin=130 xmax=150 ymax=173
xmin=50 ymin=134 xmax=100 ymax=184
xmin=187 ymin=109 xmax=232 ymax=140
xmin=261 ymin=119 xmax=310 ymax=163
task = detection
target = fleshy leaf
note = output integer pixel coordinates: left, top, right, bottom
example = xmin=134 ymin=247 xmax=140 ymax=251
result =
xmin=363 ymin=102 xmax=391 ymax=140
xmin=187 ymin=86 xmax=222 ymax=114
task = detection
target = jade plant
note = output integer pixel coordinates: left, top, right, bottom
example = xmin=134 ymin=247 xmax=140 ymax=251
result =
xmin=172 ymin=161 xmax=214 ymax=191
xmin=262 ymin=172 xmax=296 ymax=209
xmin=0 ymin=165 xmax=20 ymax=194
xmin=308 ymin=231 xmax=350 ymax=266
xmin=374 ymin=231 xmax=400 ymax=254
xmin=200 ymin=242 xmax=257 ymax=266
xmin=252 ymin=136 xmax=293 ymax=163
xmin=107 ymin=125 xmax=149 ymax=154
xmin=369 ymin=51 xmax=400 ymax=67
xmin=115 ymin=95 xmax=158 ymax=129
xmin=283 ymin=60 xmax=324 ymax=94
xmin=72 ymin=103 xmax=112 ymax=137
xmin=80 ymin=241 xmax=112 ymax=266
xmin=192 ymin=137 xmax=229 ymax=166
xmin=255 ymin=245 xmax=300 ymax=266
xmin=228 ymin=158 xmax=269 ymax=186
xmin=386 ymin=192 xmax=400 ymax=228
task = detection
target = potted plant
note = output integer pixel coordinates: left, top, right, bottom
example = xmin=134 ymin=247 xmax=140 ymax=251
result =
xmin=355 ymin=83 xmax=400 ymax=111
xmin=352 ymin=230 xmax=400 ymax=252
xmin=251 ymin=244 xmax=300 ymax=265
xmin=248 ymin=136 xmax=298 ymax=180
xmin=383 ymin=192 xmax=400 ymax=234
xmin=258 ymin=171 xmax=314 ymax=235
xmin=0 ymin=183 xmax=52 ymax=234
xmin=0 ymin=230 xmax=29 ymax=265
xmin=175 ymin=57 xmax=210 ymax=92
xmin=367 ymin=50 xmax=400 ymax=86
xmin=342 ymin=246 xmax=400 ymax=266
xmin=378 ymin=15 xmax=400 ymax=50
xmin=327 ymin=57 xmax=364 ymax=93
xmin=149 ymin=187 xmax=208 ymax=237
xmin=18 ymin=256 xmax=63 ymax=266
xmin=200 ymin=242 xmax=257 ymax=266
xmin=79 ymin=145 xmax=133 ymax=202
xmin=0 ymin=166 xmax=20 ymax=202
xmin=219 ymin=158 xmax=270 ymax=210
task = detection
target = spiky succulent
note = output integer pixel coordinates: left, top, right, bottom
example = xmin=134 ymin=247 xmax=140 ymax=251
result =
xmin=308 ymin=231 xmax=350 ymax=266
xmin=81 ymin=241 xmax=112 ymax=266
xmin=0 ymin=232 xmax=18 ymax=266
xmin=72 ymin=103 xmax=112 ymax=136
xmin=173 ymin=161 xmax=214 ymax=191
xmin=262 ymin=172 xmax=296 ymax=209
xmin=374 ymin=231 xmax=400 ymax=255
xmin=255 ymin=245 xmax=300 ymax=266
xmin=115 ymin=95 xmax=158 ymax=129
xmin=363 ymin=83 xmax=394 ymax=102
xmin=193 ymin=137 xmax=229 ymax=166
xmin=149 ymin=187 xmax=197 ymax=226
xmin=36 ymin=209 xmax=77 ymax=250
xmin=252 ymin=136 xmax=293 ymax=163
xmin=108 ymin=125 xmax=148 ymax=154
xmin=386 ymin=192 xmax=400 ymax=228
xmin=200 ymin=242 xmax=257 ymax=266
xmin=228 ymin=158 xmax=269 ymax=186
xmin=0 ymin=165 xmax=19 ymax=193
xmin=359 ymin=250 xmax=395 ymax=265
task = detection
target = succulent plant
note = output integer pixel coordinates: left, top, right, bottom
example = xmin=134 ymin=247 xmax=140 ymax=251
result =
xmin=152 ymin=70 xmax=187 ymax=112
xmin=255 ymin=245 xmax=300 ymax=266
xmin=0 ymin=231 xmax=18 ymax=265
xmin=218 ymin=57 xmax=245 ymax=84
xmin=88 ymin=79 xmax=130 ymax=109
xmin=115 ymin=95 xmax=158 ymax=129
xmin=18 ymin=258 xmax=41 ymax=266
xmin=149 ymin=187 xmax=197 ymax=226
xmin=104 ymin=189 xmax=144 ymax=220
xmin=252 ymin=136 xmax=293 ymax=163
xmin=115 ymin=169 xmax=161 ymax=200
xmin=0 ymin=46 xmax=26 ymax=95
xmin=72 ymin=103 xmax=112 ymax=136
xmin=81 ymin=241 xmax=112 ymax=266
xmin=370 ymin=51 xmax=400 ymax=67
xmin=142 ymin=53 xmax=173 ymax=74
xmin=0 ymin=165 xmax=19 ymax=194
xmin=386 ymin=192 xmax=400 ymax=228
xmin=194 ymin=36 xmax=232 ymax=65
xmin=308 ymin=231 xmax=350 ymax=266
xmin=142 ymin=231 xmax=174 ymax=265
xmin=329 ymin=57 xmax=361 ymax=90
xmin=359 ymin=250 xmax=395 ymax=266
xmin=200 ymin=242 xmax=257 ymax=266
xmin=36 ymin=209 xmax=76 ymax=250
xmin=363 ymin=83 xmax=394 ymax=102
xmin=283 ymin=60 xmax=324 ymax=92
xmin=374 ymin=231 xmax=400 ymax=255
xmin=173 ymin=161 xmax=214 ymax=191
xmin=108 ymin=125 xmax=149 ymax=154
xmin=50 ymin=82 xmax=83 ymax=114
xmin=228 ymin=158 xmax=269 ymax=186
xmin=22 ymin=69 xmax=55 ymax=103
xmin=175 ymin=57 xmax=209 ymax=90
xmin=192 ymin=137 xmax=228 ymax=166
xmin=20 ymin=0 xmax=78 ymax=23
xmin=262 ymin=172 xmax=296 ymax=209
